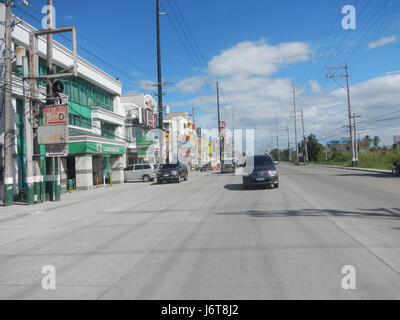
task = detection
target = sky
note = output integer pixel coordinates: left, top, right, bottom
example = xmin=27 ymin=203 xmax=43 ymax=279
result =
xmin=13 ymin=0 xmax=400 ymax=152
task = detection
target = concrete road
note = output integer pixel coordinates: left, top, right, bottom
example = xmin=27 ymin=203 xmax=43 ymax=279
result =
xmin=0 ymin=164 xmax=399 ymax=299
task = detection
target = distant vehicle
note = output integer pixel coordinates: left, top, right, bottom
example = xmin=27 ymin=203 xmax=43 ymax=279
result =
xmin=242 ymin=155 xmax=279 ymax=189
xmin=124 ymin=164 xmax=156 ymax=182
xmin=156 ymin=162 xmax=188 ymax=184
xmin=393 ymin=162 xmax=400 ymax=176
xmin=221 ymin=162 xmax=236 ymax=174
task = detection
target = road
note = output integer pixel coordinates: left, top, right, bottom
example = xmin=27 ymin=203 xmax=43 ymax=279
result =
xmin=0 ymin=164 xmax=399 ymax=299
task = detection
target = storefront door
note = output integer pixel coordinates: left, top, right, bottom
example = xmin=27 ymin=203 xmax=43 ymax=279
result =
xmin=102 ymin=155 xmax=111 ymax=184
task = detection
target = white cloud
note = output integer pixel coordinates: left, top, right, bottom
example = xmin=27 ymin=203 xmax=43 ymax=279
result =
xmin=368 ymin=35 xmax=396 ymax=49
xmin=308 ymin=80 xmax=322 ymax=94
xmin=170 ymin=39 xmax=400 ymax=148
xmin=208 ymin=39 xmax=310 ymax=76
xmin=171 ymin=76 xmax=207 ymax=94
xmin=64 ymin=15 xmax=75 ymax=21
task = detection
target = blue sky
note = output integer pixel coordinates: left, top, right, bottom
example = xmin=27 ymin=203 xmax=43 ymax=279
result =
xmin=14 ymin=0 xmax=400 ymax=150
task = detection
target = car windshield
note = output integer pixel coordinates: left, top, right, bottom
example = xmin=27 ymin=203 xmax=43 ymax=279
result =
xmin=160 ymin=164 xmax=179 ymax=169
xmin=253 ymin=156 xmax=274 ymax=167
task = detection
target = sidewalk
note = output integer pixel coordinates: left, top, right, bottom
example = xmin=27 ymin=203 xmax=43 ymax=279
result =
xmin=0 ymin=183 xmax=125 ymax=223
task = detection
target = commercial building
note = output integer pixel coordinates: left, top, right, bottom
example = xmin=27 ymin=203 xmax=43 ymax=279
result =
xmin=163 ymin=111 xmax=197 ymax=165
xmin=121 ymin=94 xmax=158 ymax=165
xmin=327 ymin=138 xmax=369 ymax=153
xmin=0 ymin=8 xmax=126 ymax=202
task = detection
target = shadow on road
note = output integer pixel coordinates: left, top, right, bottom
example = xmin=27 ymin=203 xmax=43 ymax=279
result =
xmin=336 ymin=173 xmax=399 ymax=179
xmin=224 ymin=184 xmax=275 ymax=191
xmin=216 ymin=207 xmax=400 ymax=219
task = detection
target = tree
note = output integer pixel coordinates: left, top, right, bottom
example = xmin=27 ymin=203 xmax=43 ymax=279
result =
xmin=299 ymin=134 xmax=324 ymax=161
xmin=372 ymin=136 xmax=380 ymax=150
xmin=364 ymin=135 xmax=372 ymax=149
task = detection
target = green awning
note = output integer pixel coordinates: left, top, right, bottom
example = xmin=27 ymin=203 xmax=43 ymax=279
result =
xmin=68 ymin=101 xmax=91 ymax=119
xmin=69 ymin=142 xmax=125 ymax=155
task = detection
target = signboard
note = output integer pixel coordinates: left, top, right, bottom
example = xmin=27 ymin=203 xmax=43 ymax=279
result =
xmin=102 ymin=144 xmax=125 ymax=154
xmin=46 ymin=144 xmax=69 ymax=157
xmin=146 ymin=109 xmax=157 ymax=128
xmin=43 ymin=104 xmax=68 ymax=125
xmin=219 ymin=121 xmax=226 ymax=129
xmin=38 ymin=125 xmax=69 ymax=145
xmin=137 ymin=137 xmax=153 ymax=148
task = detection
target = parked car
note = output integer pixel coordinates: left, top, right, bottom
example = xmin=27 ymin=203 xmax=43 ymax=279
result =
xmin=242 ymin=155 xmax=279 ymax=189
xmin=156 ymin=162 xmax=188 ymax=183
xmin=221 ymin=162 xmax=236 ymax=174
xmin=124 ymin=164 xmax=156 ymax=182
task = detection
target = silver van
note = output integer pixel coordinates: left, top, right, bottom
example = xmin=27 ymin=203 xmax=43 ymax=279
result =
xmin=124 ymin=164 xmax=156 ymax=182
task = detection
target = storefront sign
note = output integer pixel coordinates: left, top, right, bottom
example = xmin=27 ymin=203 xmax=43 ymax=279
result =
xmin=38 ymin=125 xmax=69 ymax=145
xmin=137 ymin=137 xmax=153 ymax=147
xmin=43 ymin=104 xmax=68 ymax=125
xmin=46 ymin=144 xmax=69 ymax=157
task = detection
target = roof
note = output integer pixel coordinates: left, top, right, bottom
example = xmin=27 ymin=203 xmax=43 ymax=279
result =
xmin=165 ymin=112 xmax=189 ymax=120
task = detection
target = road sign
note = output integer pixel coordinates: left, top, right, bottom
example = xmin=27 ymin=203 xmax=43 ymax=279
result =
xmin=38 ymin=125 xmax=69 ymax=145
xmin=43 ymin=104 xmax=68 ymax=125
xmin=46 ymin=144 xmax=69 ymax=157
xmin=220 ymin=120 xmax=226 ymax=129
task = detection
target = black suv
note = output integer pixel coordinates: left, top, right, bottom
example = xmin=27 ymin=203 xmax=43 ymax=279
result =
xmin=242 ymin=155 xmax=279 ymax=189
xmin=156 ymin=162 xmax=188 ymax=184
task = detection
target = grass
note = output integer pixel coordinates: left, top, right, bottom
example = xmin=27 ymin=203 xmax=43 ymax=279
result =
xmin=312 ymin=149 xmax=400 ymax=170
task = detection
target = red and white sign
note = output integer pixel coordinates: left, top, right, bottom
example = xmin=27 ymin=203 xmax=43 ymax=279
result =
xmin=219 ymin=120 xmax=226 ymax=129
xmin=43 ymin=104 xmax=68 ymax=125
xmin=146 ymin=109 xmax=157 ymax=128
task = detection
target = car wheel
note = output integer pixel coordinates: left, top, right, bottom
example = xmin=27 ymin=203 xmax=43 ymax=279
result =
xmin=157 ymin=179 xmax=162 ymax=184
xmin=184 ymin=172 xmax=188 ymax=181
xmin=274 ymin=183 xmax=279 ymax=189
xmin=176 ymin=175 xmax=181 ymax=183
xmin=143 ymin=175 xmax=150 ymax=182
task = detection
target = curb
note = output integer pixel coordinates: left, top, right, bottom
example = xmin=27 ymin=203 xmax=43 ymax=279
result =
xmin=307 ymin=164 xmax=391 ymax=174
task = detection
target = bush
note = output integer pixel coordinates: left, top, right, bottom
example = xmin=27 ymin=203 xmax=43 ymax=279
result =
xmin=329 ymin=151 xmax=351 ymax=163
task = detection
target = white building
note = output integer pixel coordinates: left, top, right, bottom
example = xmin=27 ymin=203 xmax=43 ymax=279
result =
xmin=120 ymin=94 xmax=158 ymax=165
xmin=1 ymin=5 xmax=126 ymax=202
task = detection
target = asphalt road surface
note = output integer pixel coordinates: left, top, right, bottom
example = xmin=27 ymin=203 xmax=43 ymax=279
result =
xmin=0 ymin=164 xmax=399 ymax=299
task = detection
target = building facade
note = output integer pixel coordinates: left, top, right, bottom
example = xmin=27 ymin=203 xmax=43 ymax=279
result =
xmin=121 ymin=94 xmax=158 ymax=165
xmin=0 ymin=8 xmax=126 ymax=202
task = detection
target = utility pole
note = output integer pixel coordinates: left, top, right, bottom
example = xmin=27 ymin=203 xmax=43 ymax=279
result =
xmin=216 ymin=81 xmax=222 ymax=170
xmin=353 ymin=113 xmax=361 ymax=164
xmin=231 ymin=105 xmax=235 ymax=160
xmin=282 ymin=126 xmax=291 ymax=162
xmin=3 ymin=0 xmax=14 ymax=206
xmin=292 ymin=81 xmax=299 ymax=161
xmin=156 ymin=0 xmax=165 ymax=163
xmin=46 ymin=0 xmax=57 ymax=202
xmin=20 ymin=47 xmax=34 ymax=204
xmin=300 ymin=110 xmax=308 ymax=162
xmin=327 ymin=64 xmax=356 ymax=166
xmin=275 ymin=114 xmax=280 ymax=161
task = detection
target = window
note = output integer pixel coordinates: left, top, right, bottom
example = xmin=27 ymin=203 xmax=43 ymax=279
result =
xmin=135 ymin=165 xmax=144 ymax=170
xmin=143 ymin=165 xmax=151 ymax=169
xmin=69 ymin=114 xmax=92 ymax=129
xmin=101 ymin=121 xmax=116 ymax=139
